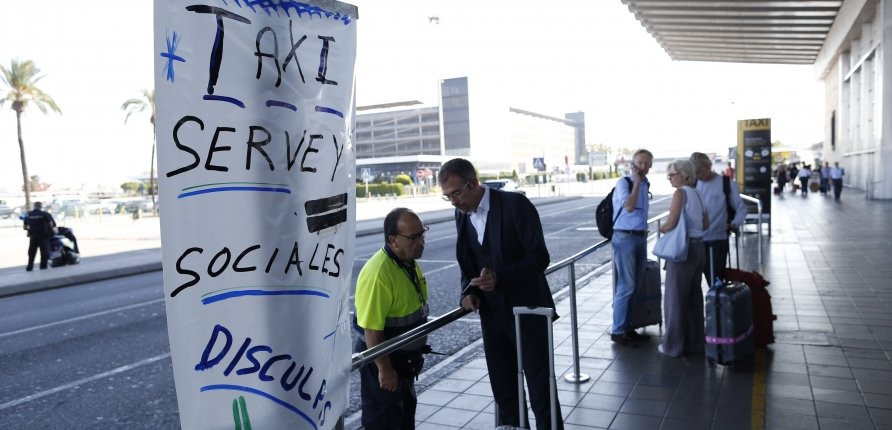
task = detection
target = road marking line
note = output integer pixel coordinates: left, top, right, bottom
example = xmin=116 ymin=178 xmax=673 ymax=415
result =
xmin=0 ymin=352 xmax=171 ymax=411
xmin=422 ymin=263 xmax=458 ymax=276
xmin=0 ymin=298 xmax=165 ymax=339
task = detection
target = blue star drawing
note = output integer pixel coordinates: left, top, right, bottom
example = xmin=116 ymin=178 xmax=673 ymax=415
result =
xmin=161 ymin=31 xmax=186 ymax=82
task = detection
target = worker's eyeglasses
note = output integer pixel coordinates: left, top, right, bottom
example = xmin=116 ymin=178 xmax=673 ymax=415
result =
xmin=395 ymin=226 xmax=429 ymax=242
xmin=667 ymin=173 xmax=678 ymax=179
xmin=441 ymin=181 xmax=470 ymax=201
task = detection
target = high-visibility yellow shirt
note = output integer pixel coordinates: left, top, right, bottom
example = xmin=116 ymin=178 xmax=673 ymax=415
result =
xmin=354 ymin=248 xmax=428 ymax=331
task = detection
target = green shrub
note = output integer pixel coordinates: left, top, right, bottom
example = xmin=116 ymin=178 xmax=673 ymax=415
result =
xmin=356 ymin=183 xmax=403 ymax=197
xmin=394 ymin=174 xmax=413 ymax=186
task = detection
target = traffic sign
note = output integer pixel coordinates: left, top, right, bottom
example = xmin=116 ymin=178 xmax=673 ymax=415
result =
xmin=533 ymin=157 xmax=546 ymax=172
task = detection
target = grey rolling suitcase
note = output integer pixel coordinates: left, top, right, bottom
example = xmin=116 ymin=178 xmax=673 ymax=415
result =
xmin=630 ymin=259 xmax=662 ymax=330
xmin=510 ymin=306 xmax=558 ymax=430
xmin=705 ymin=248 xmax=754 ymax=366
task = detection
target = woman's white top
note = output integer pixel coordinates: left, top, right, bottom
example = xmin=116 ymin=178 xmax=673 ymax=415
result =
xmin=681 ymin=186 xmax=705 ymax=239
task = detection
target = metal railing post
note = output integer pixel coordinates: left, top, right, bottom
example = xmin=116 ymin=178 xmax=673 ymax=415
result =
xmin=563 ymin=262 xmax=589 ymax=383
xmin=755 ymin=199 xmax=763 ymax=267
xmin=739 ymin=194 xmax=764 ymax=269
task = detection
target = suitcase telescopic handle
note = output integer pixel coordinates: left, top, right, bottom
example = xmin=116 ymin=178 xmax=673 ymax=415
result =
xmin=512 ymin=306 xmax=558 ymax=430
xmin=513 ymin=306 xmax=556 ymax=317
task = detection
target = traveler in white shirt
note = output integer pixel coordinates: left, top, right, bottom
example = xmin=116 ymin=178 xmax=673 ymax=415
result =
xmin=690 ymin=152 xmax=747 ymax=286
xmin=830 ymin=162 xmax=845 ymax=200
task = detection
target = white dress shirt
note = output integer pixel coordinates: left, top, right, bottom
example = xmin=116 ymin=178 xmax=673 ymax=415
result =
xmin=469 ymin=185 xmax=490 ymax=245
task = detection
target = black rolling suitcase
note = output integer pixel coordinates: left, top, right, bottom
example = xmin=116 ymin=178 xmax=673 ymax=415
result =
xmin=629 ymin=259 xmax=662 ymax=330
xmin=705 ymin=249 xmax=754 ymax=366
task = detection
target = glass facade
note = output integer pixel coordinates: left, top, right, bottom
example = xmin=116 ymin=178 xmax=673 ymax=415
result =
xmin=440 ymin=77 xmax=471 ymax=156
xmin=353 ymin=107 xmax=441 ymax=159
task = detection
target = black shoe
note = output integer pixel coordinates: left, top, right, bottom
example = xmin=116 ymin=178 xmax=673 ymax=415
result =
xmin=25 ymin=267 xmax=33 ymax=272
xmin=626 ymin=330 xmax=651 ymax=341
xmin=611 ymin=333 xmax=635 ymax=346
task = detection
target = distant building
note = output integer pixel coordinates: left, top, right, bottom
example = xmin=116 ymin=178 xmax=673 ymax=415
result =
xmin=354 ymin=76 xmax=584 ymax=181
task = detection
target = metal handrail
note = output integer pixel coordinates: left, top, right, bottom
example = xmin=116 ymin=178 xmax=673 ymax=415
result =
xmin=351 ymin=307 xmax=469 ymax=371
xmin=348 ymin=240 xmax=615 ymax=373
xmin=350 ymin=210 xmax=674 ymax=379
xmin=739 ymin=194 xmax=763 ymax=268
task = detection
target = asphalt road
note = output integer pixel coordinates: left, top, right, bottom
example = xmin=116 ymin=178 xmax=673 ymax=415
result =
xmin=0 ymin=194 xmax=672 ymax=428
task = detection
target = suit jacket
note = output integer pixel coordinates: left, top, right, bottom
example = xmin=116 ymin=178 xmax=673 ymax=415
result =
xmin=455 ymin=189 xmax=556 ymax=311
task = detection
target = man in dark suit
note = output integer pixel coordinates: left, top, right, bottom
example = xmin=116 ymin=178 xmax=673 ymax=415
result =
xmin=439 ymin=158 xmax=562 ymax=429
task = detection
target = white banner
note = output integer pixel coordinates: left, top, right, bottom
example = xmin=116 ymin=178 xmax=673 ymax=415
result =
xmin=154 ymin=2 xmax=357 ymax=428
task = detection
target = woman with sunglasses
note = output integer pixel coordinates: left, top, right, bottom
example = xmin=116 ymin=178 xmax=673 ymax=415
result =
xmin=658 ymin=159 xmax=708 ymax=357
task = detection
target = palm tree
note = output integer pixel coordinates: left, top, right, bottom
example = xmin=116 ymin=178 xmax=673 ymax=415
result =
xmin=121 ymin=89 xmax=156 ymax=214
xmin=0 ymin=59 xmax=61 ymax=210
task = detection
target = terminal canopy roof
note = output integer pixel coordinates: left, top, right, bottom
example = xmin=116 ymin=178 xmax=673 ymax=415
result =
xmin=621 ymin=0 xmax=843 ymax=64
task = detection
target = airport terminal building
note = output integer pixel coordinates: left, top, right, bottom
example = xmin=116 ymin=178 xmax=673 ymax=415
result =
xmin=354 ymin=77 xmax=585 ymax=182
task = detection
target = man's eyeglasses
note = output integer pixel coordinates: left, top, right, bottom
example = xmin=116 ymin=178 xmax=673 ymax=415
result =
xmin=395 ymin=225 xmax=429 ymax=242
xmin=667 ymin=173 xmax=678 ymax=179
xmin=441 ymin=180 xmax=470 ymax=201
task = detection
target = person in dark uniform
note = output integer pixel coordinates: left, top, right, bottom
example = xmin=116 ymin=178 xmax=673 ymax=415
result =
xmin=23 ymin=201 xmax=56 ymax=271
xmin=440 ymin=158 xmax=563 ymax=430
xmin=353 ymin=208 xmax=429 ymax=430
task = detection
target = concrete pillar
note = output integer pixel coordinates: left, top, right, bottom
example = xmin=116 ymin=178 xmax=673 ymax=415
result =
xmin=881 ymin=0 xmax=892 ymax=198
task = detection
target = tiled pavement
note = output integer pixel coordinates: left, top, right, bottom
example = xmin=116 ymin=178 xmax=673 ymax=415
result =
xmin=391 ymin=189 xmax=892 ymax=430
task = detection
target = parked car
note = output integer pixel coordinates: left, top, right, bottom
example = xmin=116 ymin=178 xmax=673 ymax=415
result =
xmin=83 ymin=200 xmax=118 ymax=215
xmin=0 ymin=205 xmax=18 ymax=219
xmin=483 ymin=179 xmax=526 ymax=195
xmin=119 ymin=199 xmax=156 ymax=214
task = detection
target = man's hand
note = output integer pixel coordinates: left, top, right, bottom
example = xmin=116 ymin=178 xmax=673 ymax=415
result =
xmin=377 ymin=363 xmax=398 ymax=391
xmin=460 ymin=294 xmax=481 ymax=313
xmin=365 ymin=328 xmax=398 ymax=391
xmin=727 ymin=224 xmax=740 ymax=235
xmin=469 ymin=267 xmax=497 ymax=292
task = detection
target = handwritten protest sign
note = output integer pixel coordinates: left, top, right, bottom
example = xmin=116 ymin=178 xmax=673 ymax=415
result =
xmin=154 ymin=1 xmax=357 ymax=428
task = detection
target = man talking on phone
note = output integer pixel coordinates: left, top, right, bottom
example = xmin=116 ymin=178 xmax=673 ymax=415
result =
xmin=610 ymin=149 xmax=653 ymax=345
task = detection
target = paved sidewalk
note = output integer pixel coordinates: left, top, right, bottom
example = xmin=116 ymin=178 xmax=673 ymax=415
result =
xmin=351 ymin=188 xmax=892 ymax=430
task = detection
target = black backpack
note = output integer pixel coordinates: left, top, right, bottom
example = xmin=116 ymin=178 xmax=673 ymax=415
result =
xmin=596 ymin=177 xmax=633 ymax=240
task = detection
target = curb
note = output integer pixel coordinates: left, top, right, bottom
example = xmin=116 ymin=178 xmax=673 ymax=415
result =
xmin=0 ymin=261 xmax=164 ymax=298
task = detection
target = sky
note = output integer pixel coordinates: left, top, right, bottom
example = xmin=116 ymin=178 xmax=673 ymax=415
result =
xmin=0 ymin=0 xmax=824 ymax=194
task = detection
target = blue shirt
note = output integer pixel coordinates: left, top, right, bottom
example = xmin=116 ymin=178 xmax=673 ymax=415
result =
xmin=612 ymin=175 xmax=649 ymax=231
xmin=830 ymin=167 xmax=844 ymax=179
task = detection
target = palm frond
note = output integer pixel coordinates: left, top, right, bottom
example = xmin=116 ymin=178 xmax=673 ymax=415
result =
xmin=121 ymin=88 xmax=155 ymax=125
xmin=0 ymin=59 xmax=61 ymax=115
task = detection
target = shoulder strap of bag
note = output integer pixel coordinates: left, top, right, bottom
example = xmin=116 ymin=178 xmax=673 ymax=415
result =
xmin=611 ymin=176 xmax=634 ymax=225
xmin=722 ymin=175 xmax=734 ymax=225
